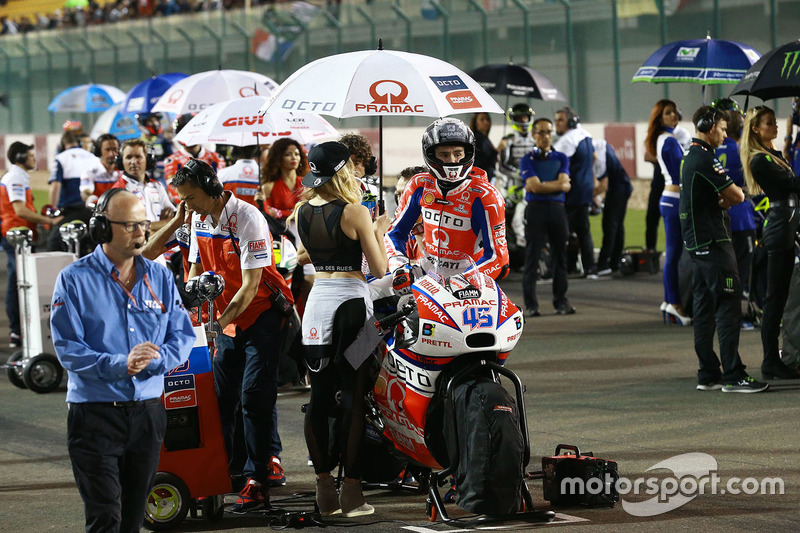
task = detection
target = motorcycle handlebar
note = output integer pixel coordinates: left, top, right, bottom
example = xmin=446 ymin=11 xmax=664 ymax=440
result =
xmin=375 ymin=301 xmax=416 ymax=331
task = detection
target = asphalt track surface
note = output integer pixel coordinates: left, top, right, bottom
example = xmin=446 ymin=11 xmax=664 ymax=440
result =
xmin=2 ymin=260 xmax=799 ymax=532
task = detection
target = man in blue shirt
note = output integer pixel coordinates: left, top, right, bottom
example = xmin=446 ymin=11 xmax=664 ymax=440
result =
xmin=51 ymin=188 xmax=195 ymax=533
xmin=554 ymin=107 xmax=597 ymax=278
xmin=520 ymin=117 xmax=573 ymax=316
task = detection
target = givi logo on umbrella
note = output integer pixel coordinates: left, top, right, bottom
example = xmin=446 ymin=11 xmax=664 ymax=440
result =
xmin=222 ymin=116 xmax=264 ymax=127
xmin=355 ymin=80 xmax=424 ymax=113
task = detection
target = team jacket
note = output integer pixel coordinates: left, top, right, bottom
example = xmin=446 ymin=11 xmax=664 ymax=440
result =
xmin=386 ymin=168 xmax=509 ymax=280
xmin=218 ymin=159 xmax=261 ymax=207
xmin=188 ymin=193 xmax=292 ymax=335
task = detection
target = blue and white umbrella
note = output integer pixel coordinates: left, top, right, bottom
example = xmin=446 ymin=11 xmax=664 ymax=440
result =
xmin=632 ymin=37 xmax=761 ymax=85
xmin=48 ymin=83 xmax=126 ymax=113
xmin=89 ymin=103 xmax=140 ymax=141
xmin=119 ymin=72 xmax=188 ymax=115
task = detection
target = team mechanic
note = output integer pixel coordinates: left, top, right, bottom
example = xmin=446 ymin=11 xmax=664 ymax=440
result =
xmin=679 ymin=106 xmax=767 ymax=394
xmin=386 ymin=118 xmax=509 ymax=280
xmin=172 ymin=158 xmax=294 ymax=512
xmin=50 ymin=188 xmax=195 ymax=533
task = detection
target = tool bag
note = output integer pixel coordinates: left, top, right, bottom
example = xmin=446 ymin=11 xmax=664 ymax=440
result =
xmin=541 ymin=444 xmax=619 ymax=507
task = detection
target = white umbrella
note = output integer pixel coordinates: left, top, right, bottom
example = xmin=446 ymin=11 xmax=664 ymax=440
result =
xmin=174 ymin=96 xmax=339 ymax=146
xmin=259 ymin=44 xmax=503 ymax=202
xmin=151 ymin=69 xmax=278 ymax=116
xmin=260 ymin=47 xmax=503 ymax=118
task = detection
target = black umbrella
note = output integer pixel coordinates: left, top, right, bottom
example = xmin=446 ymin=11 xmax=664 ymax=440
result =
xmin=468 ymin=63 xmax=567 ymax=101
xmin=731 ymin=39 xmax=800 ymax=102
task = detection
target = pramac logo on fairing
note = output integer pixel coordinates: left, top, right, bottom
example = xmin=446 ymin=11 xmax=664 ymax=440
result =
xmin=355 ymin=80 xmax=424 ymax=113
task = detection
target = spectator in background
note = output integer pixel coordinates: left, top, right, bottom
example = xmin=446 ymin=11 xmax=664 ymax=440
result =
xmin=80 ymin=133 xmax=121 ymax=204
xmin=645 ymin=99 xmax=690 ymax=324
xmin=137 ymin=113 xmax=173 ymax=188
xmin=520 ymin=117 xmax=573 ymax=316
xmin=218 ymin=145 xmax=261 ymax=207
xmin=78 ymin=132 xmax=94 ymax=154
xmin=338 ymin=133 xmax=379 ymax=197
xmin=1 ymin=142 xmax=63 ymax=348
xmin=259 ymin=138 xmax=307 ymax=223
xmin=470 ymin=112 xmax=498 ymax=182
xmin=593 ymin=138 xmax=633 ymax=276
xmin=741 ymin=105 xmax=800 ymax=380
xmin=554 ymin=106 xmax=597 ymax=279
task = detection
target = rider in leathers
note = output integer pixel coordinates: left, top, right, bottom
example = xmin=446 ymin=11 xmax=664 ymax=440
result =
xmin=386 ymin=118 xmax=509 ymax=281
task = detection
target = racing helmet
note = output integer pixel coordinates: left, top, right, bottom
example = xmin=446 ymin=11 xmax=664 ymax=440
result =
xmin=422 ymin=118 xmax=475 ymax=187
xmin=506 ymin=103 xmax=534 ymax=134
xmin=173 ymin=113 xmax=197 ymax=136
xmin=137 ymin=113 xmax=163 ymax=136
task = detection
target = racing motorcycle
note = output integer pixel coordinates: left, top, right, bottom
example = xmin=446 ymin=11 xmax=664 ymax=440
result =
xmin=365 ymin=255 xmax=554 ymax=524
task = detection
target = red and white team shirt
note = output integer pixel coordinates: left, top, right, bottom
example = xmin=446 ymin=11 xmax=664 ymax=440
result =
xmin=188 ymin=193 xmax=292 ymax=336
xmin=0 ymin=165 xmax=36 ymax=236
xmin=218 ymin=159 xmax=261 ymax=207
xmin=80 ymin=158 xmax=122 ymax=199
xmin=111 ymin=174 xmax=176 ymax=222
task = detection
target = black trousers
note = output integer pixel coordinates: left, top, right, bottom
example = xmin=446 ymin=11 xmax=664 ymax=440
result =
xmin=67 ymin=400 xmax=166 ymax=533
xmin=597 ymin=190 xmax=630 ymax=271
xmin=732 ymin=229 xmax=755 ymax=294
xmin=761 ymin=247 xmax=795 ymax=366
xmin=522 ymin=201 xmax=569 ymax=311
xmin=566 ymin=204 xmax=595 ymax=273
xmin=688 ymin=243 xmax=747 ymax=384
xmin=645 ymin=164 xmax=664 ymax=251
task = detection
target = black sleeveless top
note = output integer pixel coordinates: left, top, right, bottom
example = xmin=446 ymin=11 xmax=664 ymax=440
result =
xmin=297 ymin=199 xmax=363 ymax=272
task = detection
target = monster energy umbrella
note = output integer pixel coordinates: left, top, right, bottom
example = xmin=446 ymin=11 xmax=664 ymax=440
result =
xmin=731 ymin=40 xmax=800 ymax=102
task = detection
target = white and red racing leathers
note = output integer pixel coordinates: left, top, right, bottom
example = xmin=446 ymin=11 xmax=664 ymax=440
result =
xmin=386 ymin=168 xmax=509 ymax=280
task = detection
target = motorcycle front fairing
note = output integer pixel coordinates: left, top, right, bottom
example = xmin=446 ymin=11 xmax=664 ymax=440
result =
xmin=372 ymin=262 xmax=524 ymax=469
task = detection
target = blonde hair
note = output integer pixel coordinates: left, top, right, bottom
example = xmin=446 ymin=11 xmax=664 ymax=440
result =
xmin=739 ymin=106 xmax=793 ymax=196
xmin=288 ymin=159 xmax=361 ymax=223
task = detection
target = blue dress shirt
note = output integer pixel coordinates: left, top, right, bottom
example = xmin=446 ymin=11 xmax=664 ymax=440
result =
xmin=51 ymin=245 xmax=195 ymax=403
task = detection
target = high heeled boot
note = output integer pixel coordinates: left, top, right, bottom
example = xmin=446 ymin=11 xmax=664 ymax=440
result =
xmin=315 ymin=476 xmax=341 ymax=516
xmin=340 ymin=478 xmax=374 ymax=517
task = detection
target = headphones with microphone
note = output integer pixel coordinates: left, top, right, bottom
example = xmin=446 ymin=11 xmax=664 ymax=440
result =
xmin=533 ymin=147 xmax=553 ymax=161
xmin=183 ymin=158 xmax=224 ymax=198
xmin=89 ymin=188 xmax=126 ymax=244
xmin=115 ymin=146 xmax=156 ymax=173
xmin=696 ymin=107 xmax=718 ymax=134
xmin=89 ymin=188 xmax=152 ymax=245
xmin=14 ymin=147 xmax=30 ymax=165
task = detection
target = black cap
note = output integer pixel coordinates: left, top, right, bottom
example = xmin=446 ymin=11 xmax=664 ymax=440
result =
xmin=302 ymin=141 xmax=350 ymax=188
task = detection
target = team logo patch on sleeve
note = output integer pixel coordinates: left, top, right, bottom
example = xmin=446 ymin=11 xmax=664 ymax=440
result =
xmin=248 ymin=239 xmax=267 ymax=252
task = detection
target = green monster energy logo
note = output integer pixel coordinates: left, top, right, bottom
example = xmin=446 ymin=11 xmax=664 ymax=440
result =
xmin=781 ymin=51 xmax=800 ymax=79
xmin=725 ymin=277 xmax=734 ymax=293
